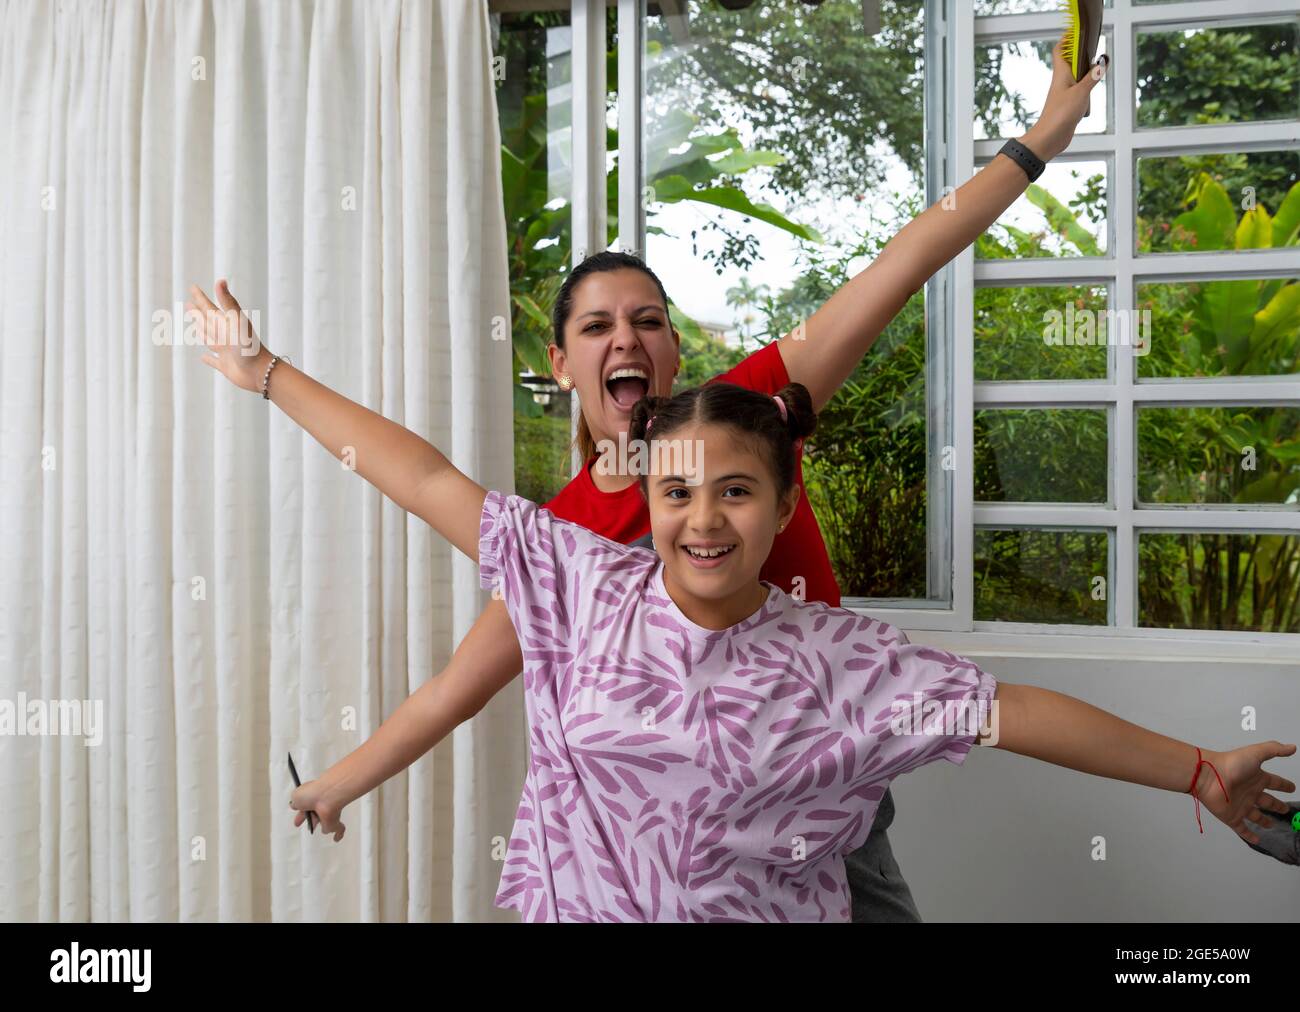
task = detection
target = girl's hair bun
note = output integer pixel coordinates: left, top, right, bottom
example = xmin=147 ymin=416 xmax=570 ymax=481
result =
xmin=773 ymin=383 xmax=817 ymax=442
xmin=628 ymin=394 xmax=671 ymax=444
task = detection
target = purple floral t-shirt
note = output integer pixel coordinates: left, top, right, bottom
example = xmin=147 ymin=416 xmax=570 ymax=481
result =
xmin=478 ymin=491 xmax=998 ymax=923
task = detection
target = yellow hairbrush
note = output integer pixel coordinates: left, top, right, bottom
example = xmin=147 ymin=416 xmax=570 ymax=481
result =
xmin=1061 ymin=0 xmax=1104 ymax=115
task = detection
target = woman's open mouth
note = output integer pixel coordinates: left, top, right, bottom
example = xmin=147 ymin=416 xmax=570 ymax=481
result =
xmin=604 ymin=366 xmax=650 ymax=414
xmin=682 ymin=543 xmax=736 ymax=569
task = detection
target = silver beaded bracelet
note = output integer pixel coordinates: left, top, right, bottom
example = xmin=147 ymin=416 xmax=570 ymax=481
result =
xmin=261 ymin=354 xmax=291 ymax=399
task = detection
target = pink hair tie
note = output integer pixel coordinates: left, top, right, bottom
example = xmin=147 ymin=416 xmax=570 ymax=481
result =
xmin=773 ymin=395 xmax=787 ymax=422
xmin=645 ymin=415 xmax=656 ymax=433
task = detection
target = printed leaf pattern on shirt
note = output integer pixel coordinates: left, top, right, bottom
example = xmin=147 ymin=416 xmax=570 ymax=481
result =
xmin=478 ymin=491 xmax=997 ymax=922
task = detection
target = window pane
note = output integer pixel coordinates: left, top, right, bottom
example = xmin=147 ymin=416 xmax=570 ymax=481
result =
xmin=496 ymin=9 xmax=578 ymax=504
xmin=975 ymin=408 xmax=1109 ymax=503
xmin=975 ymin=528 xmax=1110 ymax=624
xmin=1137 ymin=406 xmax=1300 ymax=506
xmin=1137 ymin=278 xmax=1300 ymax=378
xmin=978 ymin=159 xmax=1108 ymax=259
xmin=1137 ymin=21 xmax=1300 ymax=128
xmin=976 ymin=0 xmax=1111 ymax=13
xmin=641 ymin=0 xmax=936 ymax=602
xmin=975 ymin=284 xmax=1109 ymax=381
xmin=1139 ymin=532 xmax=1300 ymax=632
xmin=976 ymin=35 xmax=1109 ymax=140
xmin=1137 ymin=150 xmax=1300 ymax=255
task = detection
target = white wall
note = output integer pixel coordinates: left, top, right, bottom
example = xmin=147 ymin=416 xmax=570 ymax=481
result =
xmin=884 ymin=642 xmax=1300 ymax=922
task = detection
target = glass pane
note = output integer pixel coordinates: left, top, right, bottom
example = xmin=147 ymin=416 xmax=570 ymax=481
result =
xmin=1137 ymin=21 xmax=1300 ymax=128
xmin=976 ymin=0 xmax=1111 ymax=12
xmin=1137 ymin=278 xmax=1300 ymax=379
xmin=641 ymin=0 xmax=936 ymax=601
xmin=975 ymin=284 xmax=1109 ymax=381
xmin=978 ymin=159 xmax=1108 ymax=259
xmin=495 ymin=8 xmax=579 ymax=503
xmin=1137 ymin=150 xmax=1300 ymax=255
xmin=976 ymin=35 xmax=1109 ymax=140
xmin=974 ymin=528 xmax=1110 ymax=624
xmin=975 ymin=408 xmax=1109 ymax=503
xmin=1137 ymin=406 xmax=1300 ymax=506
xmin=1139 ymin=531 xmax=1300 ymax=632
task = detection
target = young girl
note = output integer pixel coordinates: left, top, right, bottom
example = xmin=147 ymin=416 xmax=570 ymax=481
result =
xmin=290 ymin=379 xmax=1292 ymax=923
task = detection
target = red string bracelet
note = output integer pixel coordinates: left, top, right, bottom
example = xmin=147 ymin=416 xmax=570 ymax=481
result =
xmin=1186 ymin=746 xmax=1230 ymax=834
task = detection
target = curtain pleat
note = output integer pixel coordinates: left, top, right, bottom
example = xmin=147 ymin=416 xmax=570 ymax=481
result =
xmin=0 ymin=0 xmax=521 ymax=923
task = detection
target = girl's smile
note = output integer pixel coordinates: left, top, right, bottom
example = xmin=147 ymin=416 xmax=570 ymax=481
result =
xmin=682 ymin=541 xmax=736 ymax=567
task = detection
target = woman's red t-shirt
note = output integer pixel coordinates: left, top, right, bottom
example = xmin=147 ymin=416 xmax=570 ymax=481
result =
xmin=541 ymin=342 xmax=842 ymax=607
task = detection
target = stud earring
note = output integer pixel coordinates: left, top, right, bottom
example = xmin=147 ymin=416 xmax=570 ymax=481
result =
xmin=557 ymin=375 xmax=574 ymax=391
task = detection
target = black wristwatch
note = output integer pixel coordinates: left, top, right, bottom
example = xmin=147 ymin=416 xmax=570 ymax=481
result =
xmin=998 ymin=138 xmax=1046 ymax=182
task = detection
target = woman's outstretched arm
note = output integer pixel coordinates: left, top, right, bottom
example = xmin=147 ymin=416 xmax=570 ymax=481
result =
xmin=988 ymin=682 xmax=1297 ymax=845
xmin=289 ymin=598 xmax=524 ymax=840
xmin=188 ymin=279 xmax=487 ymax=561
xmin=779 ymin=40 xmax=1106 ymax=413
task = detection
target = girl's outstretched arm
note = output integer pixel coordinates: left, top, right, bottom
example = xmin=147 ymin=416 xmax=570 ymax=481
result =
xmin=189 ymin=279 xmax=487 ymax=561
xmin=988 ymin=682 xmax=1297 ymax=845
xmin=779 ymin=39 xmax=1107 ymax=413
xmin=289 ymin=598 xmax=523 ymax=840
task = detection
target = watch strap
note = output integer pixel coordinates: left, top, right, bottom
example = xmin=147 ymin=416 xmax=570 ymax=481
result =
xmin=998 ymin=138 xmax=1046 ymax=182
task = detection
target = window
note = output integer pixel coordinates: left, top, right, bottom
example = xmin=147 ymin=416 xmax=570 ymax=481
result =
xmin=963 ymin=0 xmax=1300 ymax=637
xmin=568 ymin=0 xmax=1299 ymax=643
xmin=493 ymin=5 xmax=581 ymax=504
xmin=617 ymin=0 xmax=951 ymax=608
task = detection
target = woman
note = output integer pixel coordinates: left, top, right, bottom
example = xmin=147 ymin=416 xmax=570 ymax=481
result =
xmin=189 ymin=41 xmax=1109 ymax=920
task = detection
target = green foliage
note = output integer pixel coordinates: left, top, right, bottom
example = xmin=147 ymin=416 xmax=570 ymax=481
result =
xmin=673 ymin=322 xmax=744 ymax=392
xmin=974 ymin=284 xmax=1108 ymax=381
xmin=752 ymin=225 xmax=930 ymax=600
xmin=1136 ymin=22 xmax=1299 ymax=132
xmin=975 ymin=408 xmax=1109 ymax=505
xmin=513 ymin=412 xmax=573 ymax=506
xmin=974 ymin=530 xmax=1109 ymax=626
xmin=1140 ymin=533 xmax=1300 ymax=633
xmin=978 ymin=170 xmax=1107 ymax=260
xmin=643 ymin=1 xmax=931 ymax=201
xmin=1025 ymin=183 xmax=1102 ymax=256
xmin=1139 ymin=407 xmax=1300 ymax=506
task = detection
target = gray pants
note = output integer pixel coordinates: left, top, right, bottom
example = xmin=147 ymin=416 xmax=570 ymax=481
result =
xmin=842 ymin=788 xmax=922 ymax=923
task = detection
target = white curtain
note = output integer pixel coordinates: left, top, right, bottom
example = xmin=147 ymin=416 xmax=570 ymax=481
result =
xmin=0 ymin=0 xmax=523 ymax=922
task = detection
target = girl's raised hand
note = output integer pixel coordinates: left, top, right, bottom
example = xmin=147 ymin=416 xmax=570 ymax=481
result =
xmin=290 ymin=779 xmax=347 ymax=843
xmin=1199 ymin=741 xmax=1297 ymax=845
xmin=186 ymin=279 xmax=273 ymax=393
xmin=1025 ymin=38 xmax=1109 ymax=162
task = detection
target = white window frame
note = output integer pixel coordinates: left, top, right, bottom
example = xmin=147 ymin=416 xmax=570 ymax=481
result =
xmin=597 ymin=0 xmax=1299 ymax=656
xmin=962 ymin=0 xmax=1299 ymax=650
